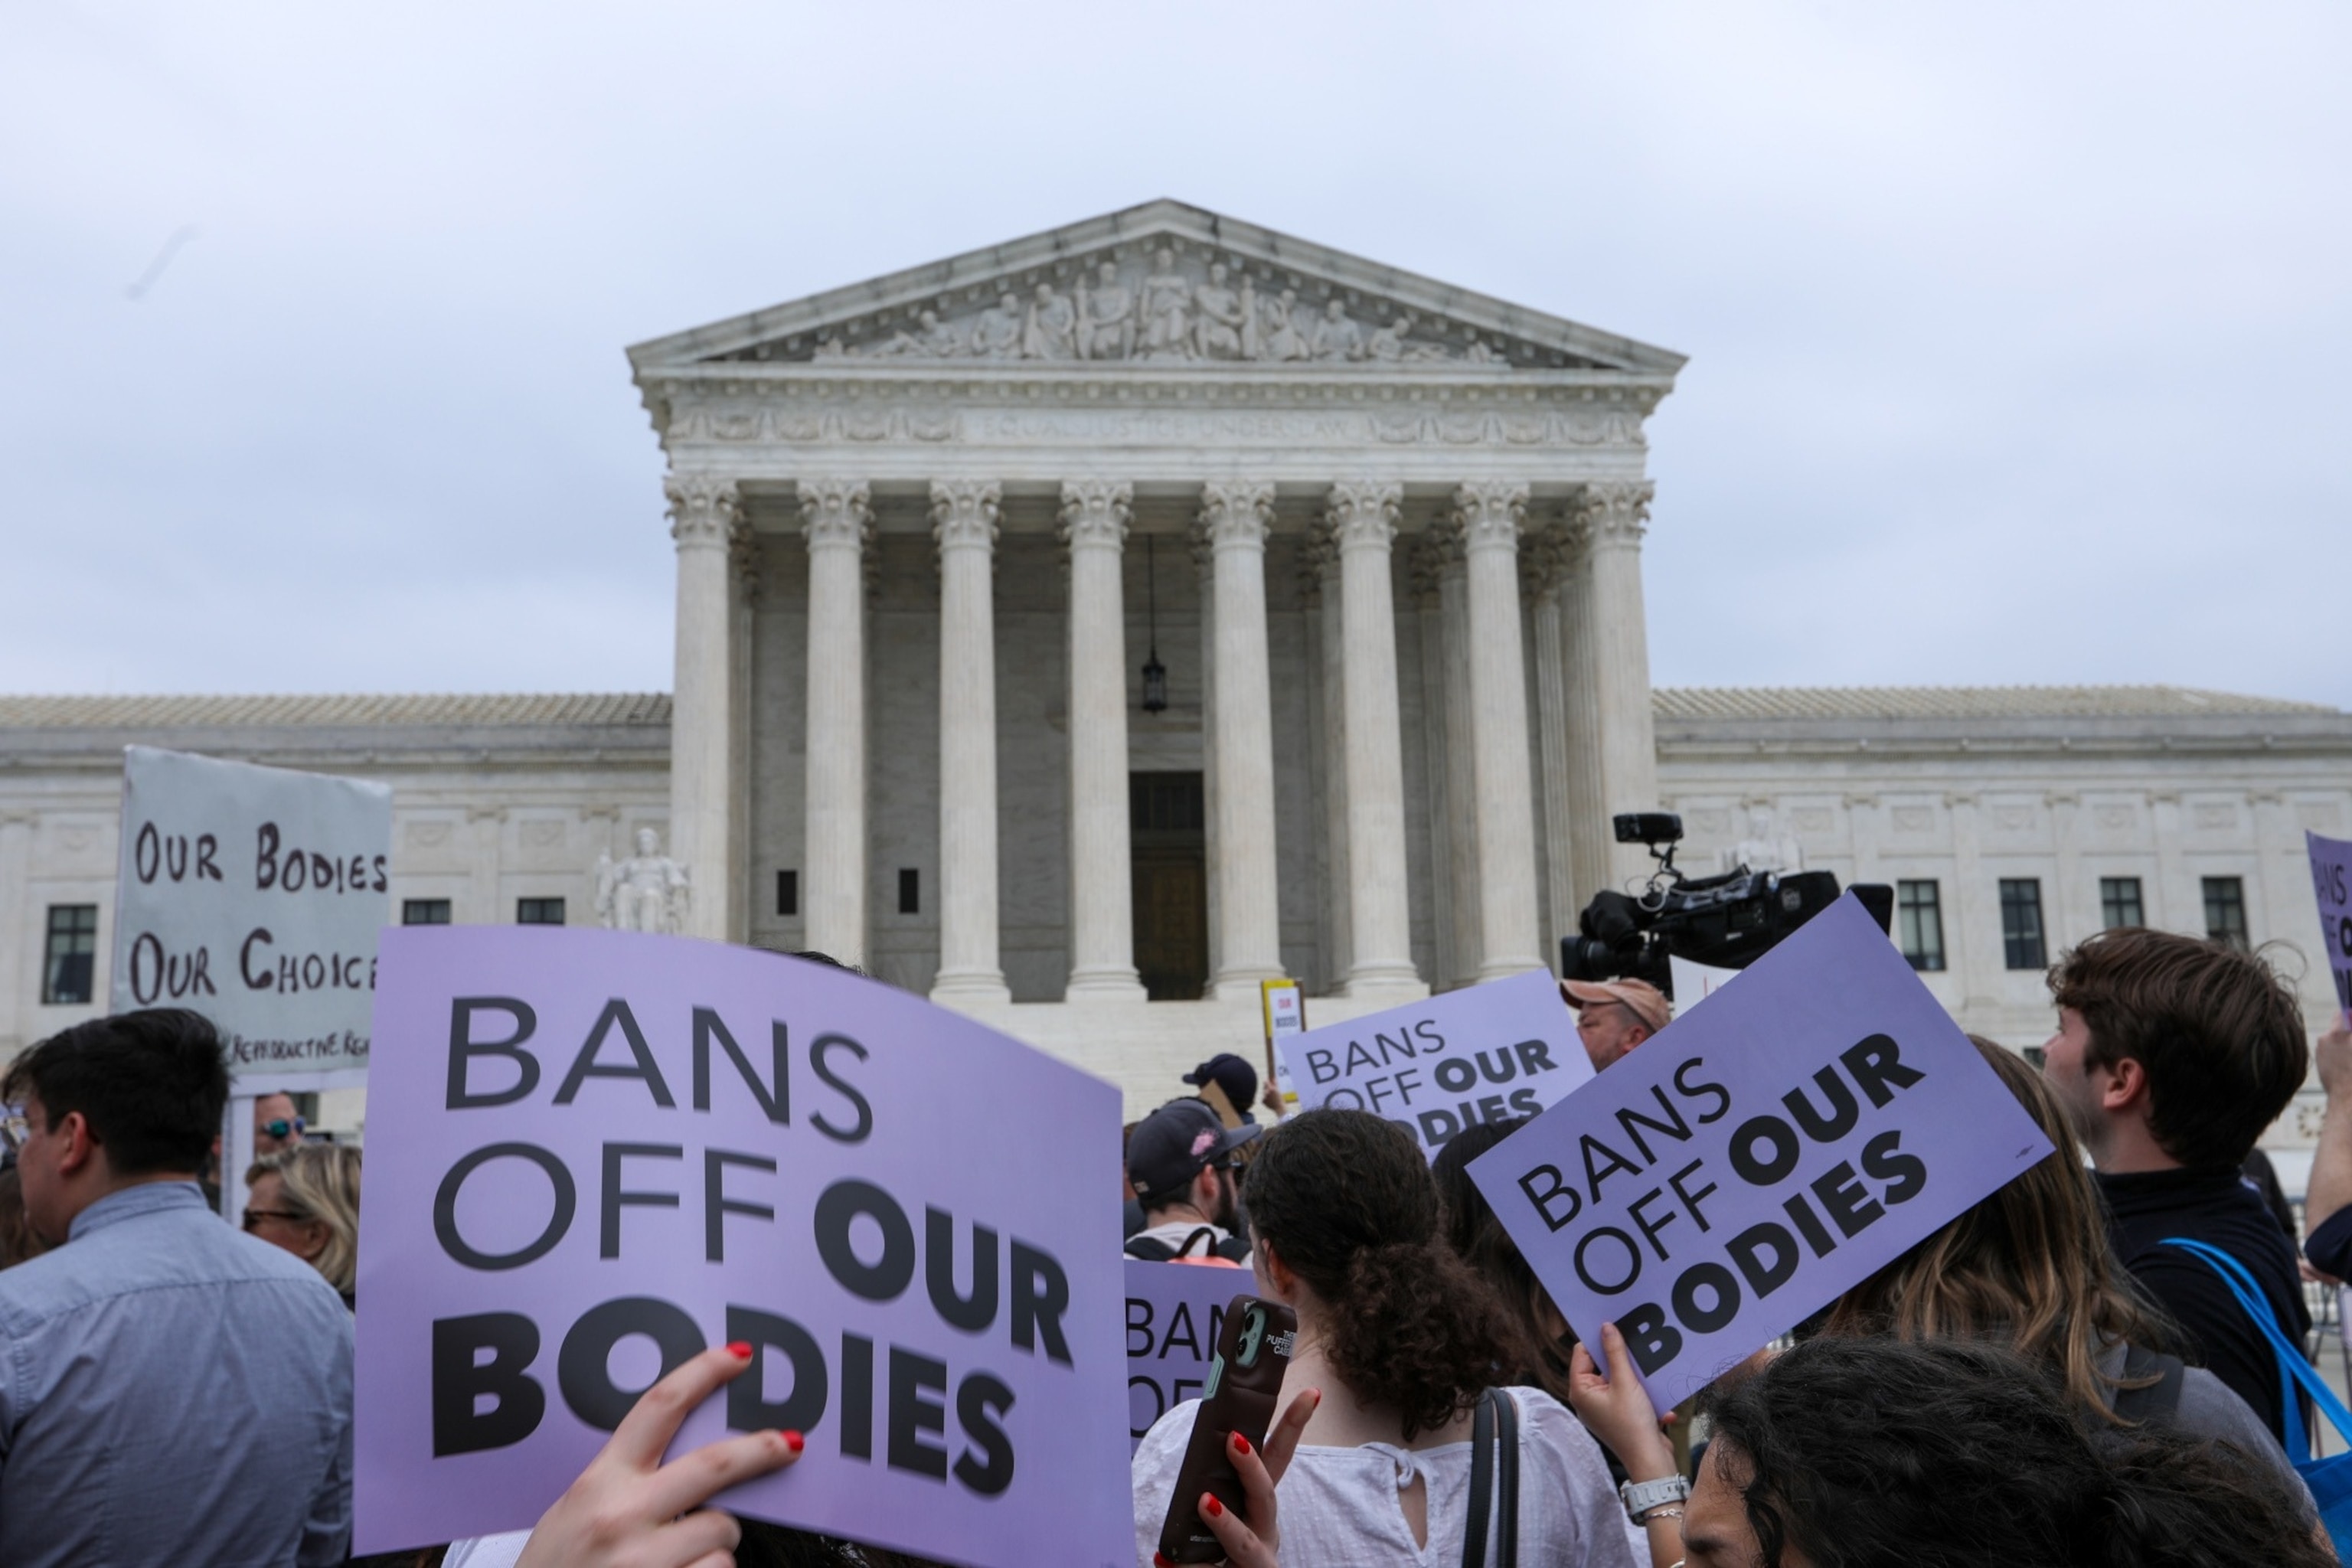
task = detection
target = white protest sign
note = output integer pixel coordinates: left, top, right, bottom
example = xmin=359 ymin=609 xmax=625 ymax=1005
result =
xmin=353 ymin=926 xmax=1132 ymax=1568
xmin=1125 ymin=1261 xmax=1248 ymax=1452
xmin=1470 ymin=897 xmax=2054 ymax=1413
xmin=112 ymin=745 xmax=391 ymax=1077
xmin=2310 ymin=831 xmax=2352 ymax=1020
xmin=1670 ymin=955 xmax=1743 ymax=1011
xmin=1276 ymin=969 xmax=1589 ymax=1158
xmin=1263 ymin=978 xmax=1305 ymax=1109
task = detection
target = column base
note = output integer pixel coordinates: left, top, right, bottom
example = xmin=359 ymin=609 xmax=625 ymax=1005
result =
xmin=1064 ymin=968 xmax=1148 ymax=1002
xmin=1475 ymin=957 xmax=1550 ymax=983
xmin=1341 ymin=965 xmax=1430 ymax=1001
xmin=1210 ymin=969 xmax=1286 ymax=1001
xmin=929 ymin=969 xmax=1011 ymax=1007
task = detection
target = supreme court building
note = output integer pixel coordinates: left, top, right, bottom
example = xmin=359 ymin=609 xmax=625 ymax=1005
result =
xmin=5 ymin=202 xmax=2349 ymax=1132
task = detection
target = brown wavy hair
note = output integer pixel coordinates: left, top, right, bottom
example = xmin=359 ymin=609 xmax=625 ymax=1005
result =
xmin=1241 ymin=1109 xmax=1515 ymax=1439
xmin=1431 ymin=1118 xmax=1576 ymax=1402
xmin=1820 ymin=1037 xmax=2169 ymax=1423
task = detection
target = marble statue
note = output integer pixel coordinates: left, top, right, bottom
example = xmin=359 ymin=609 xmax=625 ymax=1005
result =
xmin=874 ymin=309 xmax=964 ymax=358
xmin=1311 ymin=299 xmax=1365 ymax=361
xmin=1075 ymin=260 xmax=1135 ymax=360
xmin=1367 ymin=310 xmax=1415 ymax=361
xmin=1721 ymin=805 xmax=1803 ymax=875
xmin=1193 ymin=263 xmax=1246 ymax=360
xmin=1259 ymin=287 xmax=1310 ymax=361
xmin=595 ymin=826 xmax=691 ymax=934
xmin=971 ymin=292 xmax=1024 ymax=359
xmin=1021 ymin=282 xmax=1077 ymax=360
xmin=1138 ymin=248 xmax=1193 ymax=359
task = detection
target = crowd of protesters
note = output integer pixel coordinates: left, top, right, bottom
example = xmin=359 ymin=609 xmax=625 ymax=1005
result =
xmin=0 ymin=922 xmax=2346 ymax=1566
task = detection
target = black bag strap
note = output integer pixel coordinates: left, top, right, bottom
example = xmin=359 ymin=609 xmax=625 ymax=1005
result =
xmin=1462 ymin=1389 xmax=1497 ymax=1568
xmin=1493 ymin=1387 xmax=1520 ymax=1568
xmin=2110 ymin=1341 xmax=2187 ymax=1424
xmin=1121 ymin=1236 xmax=1174 ymax=1262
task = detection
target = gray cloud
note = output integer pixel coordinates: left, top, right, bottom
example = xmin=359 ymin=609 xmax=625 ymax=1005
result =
xmin=3 ymin=1 xmax=2344 ymax=704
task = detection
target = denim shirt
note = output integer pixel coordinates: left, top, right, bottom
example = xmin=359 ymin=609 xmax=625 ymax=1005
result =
xmin=0 ymin=1181 xmax=354 ymax=1567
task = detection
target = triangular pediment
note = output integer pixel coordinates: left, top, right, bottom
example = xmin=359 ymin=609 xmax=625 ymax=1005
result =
xmin=627 ymin=200 xmax=1685 ymax=377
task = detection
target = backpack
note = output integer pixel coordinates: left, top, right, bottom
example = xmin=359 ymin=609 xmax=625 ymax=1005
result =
xmin=1123 ymin=1225 xmax=1249 ymax=1267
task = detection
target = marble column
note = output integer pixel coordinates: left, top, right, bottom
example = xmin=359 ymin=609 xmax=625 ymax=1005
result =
xmin=1330 ymin=481 xmax=1426 ymax=998
xmin=1580 ymin=481 xmax=1663 ymax=890
xmin=665 ymin=473 xmax=739 ymax=941
xmin=1557 ymin=513 xmax=1612 ymax=907
xmin=1194 ymin=528 xmax=1222 ymax=982
xmin=1060 ymin=481 xmax=1146 ymax=1000
xmin=1304 ymin=524 xmax=1351 ymax=991
xmin=801 ymin=479 xmax=872 ymax=967
xmin=1437 ymin=531 xmax=1481 ymax=986
xmin=1412 ymin=536 xmax=1460 ymax=988
xmin=1527 ymin=525 xmax=1578 ymax=966
xmin=1199 ymin=480 xmax=1286 ymax=996
xmin=1455 ymin=481 xmax=1545 ymax=979
xmin=930 ymin=480 xmax=1009 ymax=1003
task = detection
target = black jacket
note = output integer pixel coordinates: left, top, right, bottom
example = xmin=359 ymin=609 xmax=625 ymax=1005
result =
xmin=2100 ymin=1165 xmax=2310 ymax=1444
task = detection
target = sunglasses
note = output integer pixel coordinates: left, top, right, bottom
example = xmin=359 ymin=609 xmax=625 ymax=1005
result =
xmin=242 ymin=1207 xmax=306 ymax=1230
xmin=260 ymin=1117 xmax=305 ymax=1140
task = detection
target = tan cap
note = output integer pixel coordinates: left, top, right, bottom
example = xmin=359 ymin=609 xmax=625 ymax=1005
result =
xmin=1560 ymin=977 xmax=1671 ymax=1034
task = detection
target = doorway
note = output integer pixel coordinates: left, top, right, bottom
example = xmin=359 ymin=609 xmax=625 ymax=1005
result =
xmin=1130 ymin=772 xmax=1208 ymax=1001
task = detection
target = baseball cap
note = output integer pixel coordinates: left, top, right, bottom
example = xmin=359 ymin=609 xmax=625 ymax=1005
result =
xmin=1181 ymin=1054 xmax=1259 ymax=1116
xmin=1560 ymin=977 xmax=1671 ymax=1034
xmin=1125 ymin=1098 xmax=1260 ymax=1205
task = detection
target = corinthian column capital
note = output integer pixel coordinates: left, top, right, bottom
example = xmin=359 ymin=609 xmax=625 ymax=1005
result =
xmin=1579 ymin=479 xmax=1655 ymax=546
xmin=930 ymin=479 xmax=1001 ymax=553
xmin=665 ymin=473 xmax=739 ymax=548
xmin=1452 ymin=481 xmax=1528 ymax=553
xmin=1197 ymin=480 xmax=1277 ymax=550
xmin=1058 ymin=479 xmax=1132 ymax=550
xmin=799 ymin=479 xmax=873 ymax=550
xmin=1328 ymin=480 xmax=1403 ymax=552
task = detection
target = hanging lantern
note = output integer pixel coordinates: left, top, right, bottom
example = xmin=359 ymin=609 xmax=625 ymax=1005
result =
xmin=1141 ymin=536 xmax=1170 ymax=713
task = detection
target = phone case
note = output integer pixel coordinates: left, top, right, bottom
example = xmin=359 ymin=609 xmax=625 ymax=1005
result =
xmin=1156 ymin=1294 xmax=1298 ymax=1564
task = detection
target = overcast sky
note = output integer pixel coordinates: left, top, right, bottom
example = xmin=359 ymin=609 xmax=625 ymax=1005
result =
xmin=5 ymin=2 xmax=2346 ymax=707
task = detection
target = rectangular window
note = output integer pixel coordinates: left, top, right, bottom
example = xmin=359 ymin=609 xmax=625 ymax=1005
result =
xmin=2000 ymin=879 xmax=2048 ymax=971
xmin=41 ymin=904 xmax=98 ymax=1005
xmin=2203 ymin=877 xmax=2249 ymax=952
xmin=402 ymin=899 xmax=452 ymax=926
xmin=898 ymin=868 xmax=920 ymax=915
xmin=776 ymin=871 xmax=798 ymax=917
xmin=1896 ymin=880 xmax=1945 ymax=972
xmin=516 ymin=897 xmax=566 ymax=926
xmin=2099 ymin=877 xmax=2144 ymax=930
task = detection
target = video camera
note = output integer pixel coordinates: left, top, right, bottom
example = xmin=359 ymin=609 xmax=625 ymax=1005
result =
xmin=1560 ymin=812 xmax=1894 ymax=1000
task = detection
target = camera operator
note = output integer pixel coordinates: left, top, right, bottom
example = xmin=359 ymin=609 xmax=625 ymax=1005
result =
xmin=1561 ymin=978 xmax=1671 ymax=1073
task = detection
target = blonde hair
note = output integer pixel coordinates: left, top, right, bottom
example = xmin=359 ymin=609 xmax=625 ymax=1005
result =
xmin=247 ymin=1144 xmax=362 ymax=1296
xmin=1821 ymin=1037 xmax=2165 ymax=1423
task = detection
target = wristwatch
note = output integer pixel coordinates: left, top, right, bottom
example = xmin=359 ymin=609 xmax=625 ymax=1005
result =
xmin=1620 ymin=1473 xmax=1692 ymax=1524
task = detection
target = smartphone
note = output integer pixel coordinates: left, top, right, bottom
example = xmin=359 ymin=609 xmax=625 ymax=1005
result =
xmin=1156 ymin=1294 xmax=1298 ymax=1564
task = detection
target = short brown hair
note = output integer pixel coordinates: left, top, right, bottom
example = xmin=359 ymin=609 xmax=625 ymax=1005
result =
xmin=2049 ymin=927 xmax=2308 ymax=1168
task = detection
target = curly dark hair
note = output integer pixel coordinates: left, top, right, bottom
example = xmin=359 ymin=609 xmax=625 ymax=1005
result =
xmin=1701 ymin=1336 xmax=2331 ymax=1568
xmin=1430 ymin=1118 xmax=1574 ymax=1400
xmin=1242 ymin=1109 xmax=1517 ymax=1439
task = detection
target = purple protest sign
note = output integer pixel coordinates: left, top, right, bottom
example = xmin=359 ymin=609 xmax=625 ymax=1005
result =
xmin=1469 ymin=896 xmax=2054 ymax=1413
xmin=352 ymin=927 xmax=1132 ymax=1568
xmin=2310 ymin=831 xmax=2352 ymax=1020
xmin=1124 ymin=1261 xmax=1250 ymax=1454
xmin=1276 ymin=969 xmax=1589 ymax=1159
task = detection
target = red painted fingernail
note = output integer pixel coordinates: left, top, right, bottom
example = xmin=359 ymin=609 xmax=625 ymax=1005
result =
xmin=1155 ymin=1555 xmax=1175 ymax=1567
xmin=781 ymin=1429 xmax=804 ymax=1453
xmin=1204 ymin=1494 xmax=1224 ymax=1518
xmin=727 ymin=1341 xmax=753 ymax=1359
xmin=1232 ymin=1432 xmax=1252 ymax=1455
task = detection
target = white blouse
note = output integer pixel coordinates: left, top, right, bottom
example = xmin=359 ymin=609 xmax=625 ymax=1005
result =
xmin=1132 ymin=1388 xmax=1638 ymax=1568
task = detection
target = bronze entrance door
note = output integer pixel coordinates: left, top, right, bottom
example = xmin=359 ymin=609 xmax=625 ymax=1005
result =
xmin=1129 ymin=772 xmax=1208 ymax=1000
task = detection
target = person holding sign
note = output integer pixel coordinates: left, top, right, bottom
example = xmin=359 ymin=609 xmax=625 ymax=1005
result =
xmin=2040 ymin=927 xmax=2312 ymax=1444
xmin=1133 ymin=1110 xmax=1635 ymax=1568
xmin=2295 ymin=1018 xmax=2352 ymax=1282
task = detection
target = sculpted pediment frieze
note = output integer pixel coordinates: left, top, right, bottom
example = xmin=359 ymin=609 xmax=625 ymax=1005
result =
xmin=629 ymin=201 xmax=1688 ymax=387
